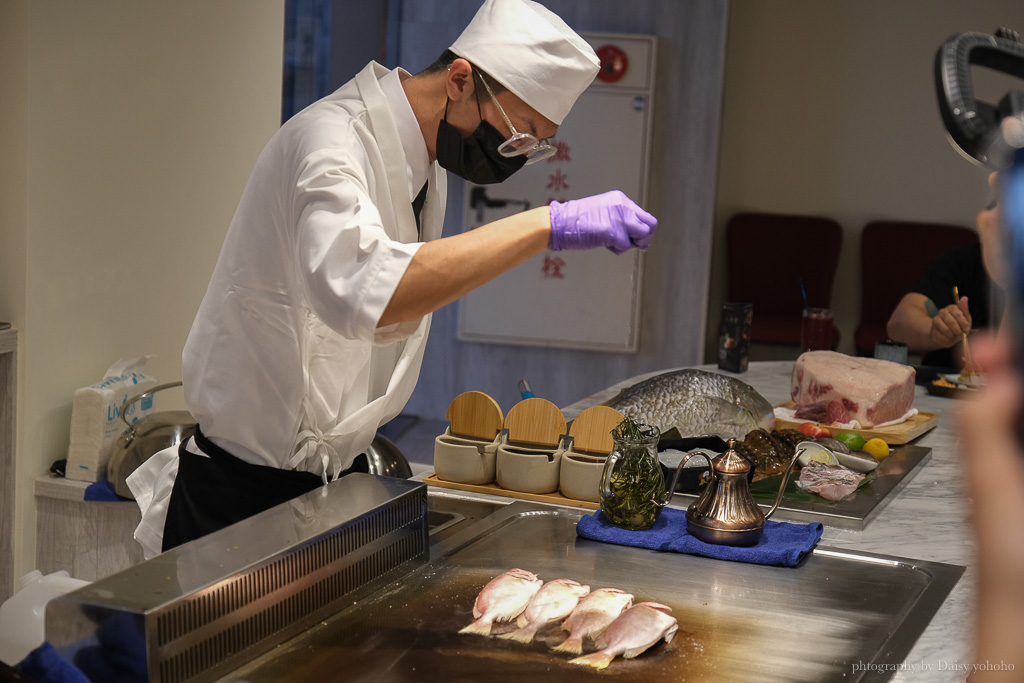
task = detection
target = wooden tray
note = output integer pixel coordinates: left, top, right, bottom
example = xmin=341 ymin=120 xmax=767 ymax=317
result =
xmin=773 ymin=401 xmax=938 ymax=444
xmin=423 ymin=473 xmax=599 ymax=510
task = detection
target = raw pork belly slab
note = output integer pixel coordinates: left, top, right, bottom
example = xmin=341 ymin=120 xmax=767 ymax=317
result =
xmin=790 ymin=351 xmax=916 ymax=428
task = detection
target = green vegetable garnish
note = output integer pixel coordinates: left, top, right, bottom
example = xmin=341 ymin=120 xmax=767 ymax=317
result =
xmin=602 ymin=417 xmax=665 ymax=530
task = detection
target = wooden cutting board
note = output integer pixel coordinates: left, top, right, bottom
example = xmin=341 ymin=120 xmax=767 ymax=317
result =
xmin=773 ymin=401 xmax=938 ymax=444
xmin=568 ymin=405 xmax=624 ymax=455
xmin=503 ymin=397 xmax=566 ymax=447
xmin=445 ymin=391 xmax=503 ymax=441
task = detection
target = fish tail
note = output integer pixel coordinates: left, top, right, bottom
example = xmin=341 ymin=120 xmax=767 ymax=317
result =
xmin=551 ymin=636 xmax=584 ymax=655
xmin=568 ymin=651 xmax=614 ymax=669
xmin=458 ymin=617 xmax=492 ymax=636
xmin=623 ymin=645 xmax=653 ymax=659
xmin=498 ymin=625 xmax=538 ymax=644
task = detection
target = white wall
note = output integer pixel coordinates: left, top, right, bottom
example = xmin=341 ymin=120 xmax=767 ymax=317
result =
xmin=3 ymin=1 xmax=285 ymax=585
xmin=708 ymin=0 xmax=1024 ymax=361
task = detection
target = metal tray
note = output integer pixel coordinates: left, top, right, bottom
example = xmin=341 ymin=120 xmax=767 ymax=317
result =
xmin=226 ymin=501 xmax=963 ymax=683
xmin=684 ymin=444 xmax=932 ymax=531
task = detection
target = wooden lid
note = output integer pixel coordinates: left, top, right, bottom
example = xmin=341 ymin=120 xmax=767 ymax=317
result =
xmin=445 ymin=391 xmax=503 ymax=441
xmin=504 ymin=397 xmax=566 ymax=448
xmin=568 ymin=405 xmax=625 ymax=455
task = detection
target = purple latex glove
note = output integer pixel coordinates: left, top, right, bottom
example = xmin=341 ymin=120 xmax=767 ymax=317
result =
xmin=548 ymin=190 xmax=657 ymax=254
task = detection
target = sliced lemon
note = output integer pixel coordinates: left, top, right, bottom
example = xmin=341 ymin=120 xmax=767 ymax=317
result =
xmin=796 ymin=441 xmax=839 ymax=467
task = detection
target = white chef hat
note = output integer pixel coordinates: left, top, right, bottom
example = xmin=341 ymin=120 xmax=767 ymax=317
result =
xmin=449 ymin=0 xmax=599 ymax=125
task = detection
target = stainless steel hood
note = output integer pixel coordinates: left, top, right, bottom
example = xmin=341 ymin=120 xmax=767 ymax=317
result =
xmin=45 ymin=473 xmax=428 ymax=683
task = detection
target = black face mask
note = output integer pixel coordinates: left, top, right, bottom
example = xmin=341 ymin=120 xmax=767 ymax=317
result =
xmin=435 ymin=98 xmax=526 ymax=185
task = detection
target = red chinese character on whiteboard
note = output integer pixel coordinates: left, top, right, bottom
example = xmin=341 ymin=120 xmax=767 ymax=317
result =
xmin=547 ymin=140 xmax=571 ymax=162
xmin=547 ymin=169 xmax=569 ymax=192
xmin=542 ymin=255 xmax=566 ymax=279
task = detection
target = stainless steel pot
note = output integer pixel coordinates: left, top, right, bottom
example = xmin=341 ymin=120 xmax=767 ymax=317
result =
xmin=108 ymin=382 xmax=196 ymax=498
xmin=108 ymin=382 xmax=413 ymax=499
xmin=364 ymin=433 xmax=413 ymax=479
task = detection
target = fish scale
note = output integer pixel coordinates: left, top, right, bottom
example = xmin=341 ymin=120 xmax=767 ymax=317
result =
xmin=605 ymin=369 xmax=775 ymax=439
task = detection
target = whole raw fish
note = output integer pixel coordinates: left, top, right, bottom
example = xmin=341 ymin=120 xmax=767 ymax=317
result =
xmin=606 ymin=369 xmax=775 ymax=439
xmin=552 ymin=587 xmax=634 ymax=655
xmin=568 ymin=601 xmax=678 ymax=669
xmin=499 ymin=578 xmax=591 ymax=644
xmin=459 ymin=568 xmax=543 ymax=636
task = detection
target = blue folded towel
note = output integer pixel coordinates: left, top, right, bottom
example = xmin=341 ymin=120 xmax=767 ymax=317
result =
xmin=576 ymin=507 xmax=822 ymax=567
xmin=15 ymin=642 xmax=90 ymax=683
xmin=84 ymin=479 xmax=131 ymax=502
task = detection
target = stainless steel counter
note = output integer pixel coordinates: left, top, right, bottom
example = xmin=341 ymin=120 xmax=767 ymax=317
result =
xmin=227 ymin=500 xmax=962 ymax=682
xmin=562 ymin=361 xmax=978 ymax=681
xmin=219 ymin=361 xmax=975 ymax=682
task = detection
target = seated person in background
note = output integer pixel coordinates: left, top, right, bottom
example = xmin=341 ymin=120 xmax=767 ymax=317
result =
xmin=885 ymin=241 xmax=992 ymax=369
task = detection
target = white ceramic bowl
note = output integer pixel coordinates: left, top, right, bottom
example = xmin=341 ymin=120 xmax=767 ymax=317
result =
xmin=433 ymin=427 xmax=501 ymax=485
xmin=559 ymin=452 xmax=607 ymax=502
xmin=495 ymin=440 xmax=565 ymax=494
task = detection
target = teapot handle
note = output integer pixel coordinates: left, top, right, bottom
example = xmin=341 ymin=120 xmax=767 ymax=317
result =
xmin=763 ymin=447 xmax=805 ymax=520
xmin=665 ymin=451 xmax=714 ymax=503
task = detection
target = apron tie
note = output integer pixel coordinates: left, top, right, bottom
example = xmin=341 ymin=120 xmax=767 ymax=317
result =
xmin=288 ymin=398 xmax=344 ymax=485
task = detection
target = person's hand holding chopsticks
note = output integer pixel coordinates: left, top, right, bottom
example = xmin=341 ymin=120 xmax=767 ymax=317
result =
xmin=953 ymin=286 xmax=977 ymax=378
xmin=926 ymin=292 xmax=973 ymax=350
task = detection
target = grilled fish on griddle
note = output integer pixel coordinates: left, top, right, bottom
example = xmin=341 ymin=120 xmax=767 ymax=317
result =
xmin=569 ymin=602 xmax=678 ymax=669
xmin=552 ymin=587 xmax=634 ymax=655
xmin=499 ymin=578 xmax=590 ymax=644
xmin=459 ymin=568 xmax=543 ymax=637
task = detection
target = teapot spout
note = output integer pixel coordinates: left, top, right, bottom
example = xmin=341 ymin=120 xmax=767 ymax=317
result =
xmin=763 ymin=447 xmax=804 ymax=520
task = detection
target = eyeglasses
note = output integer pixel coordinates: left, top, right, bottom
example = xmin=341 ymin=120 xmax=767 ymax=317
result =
xmin=477 ymin=73 xmax=556 ymax=165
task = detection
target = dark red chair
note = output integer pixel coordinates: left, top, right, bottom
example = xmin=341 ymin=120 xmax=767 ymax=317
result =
xmin=854 ymin=221 xmax=978 ymax=356
xmin=726 ymin=212 xmax=843 ymax=347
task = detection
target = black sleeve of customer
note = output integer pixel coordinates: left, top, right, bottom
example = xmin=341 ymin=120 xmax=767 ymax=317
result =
xmin=912 ymin=243 xmax=990 ymax=329
xmin=912 ymin=243 xmax=990 ymax=368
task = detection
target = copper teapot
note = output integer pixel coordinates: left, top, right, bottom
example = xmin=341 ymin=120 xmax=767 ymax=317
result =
xmin=666 ymin=438 xmax=804 ymax=546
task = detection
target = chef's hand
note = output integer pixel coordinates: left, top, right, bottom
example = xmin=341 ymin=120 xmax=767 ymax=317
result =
xmin=548 ymin=191 xmax=657 ymax=254
xmin=929 ymin=297 xmax=971 ymax=348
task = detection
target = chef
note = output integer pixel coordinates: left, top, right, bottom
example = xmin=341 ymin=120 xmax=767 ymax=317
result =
xmin=128 ymin=0 xmax=657 ymax=557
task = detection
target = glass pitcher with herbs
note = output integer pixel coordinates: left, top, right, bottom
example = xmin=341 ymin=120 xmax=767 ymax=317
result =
xmin=599 ymin=418 xmax=666 ymax=530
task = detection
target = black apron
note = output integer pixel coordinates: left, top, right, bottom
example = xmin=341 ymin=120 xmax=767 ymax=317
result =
xmin=161 ymin=427 xmax=367 ymax=552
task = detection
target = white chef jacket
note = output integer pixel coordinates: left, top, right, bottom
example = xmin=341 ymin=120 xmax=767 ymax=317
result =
xmin=128 ymin=62 xmax=447 ymax=558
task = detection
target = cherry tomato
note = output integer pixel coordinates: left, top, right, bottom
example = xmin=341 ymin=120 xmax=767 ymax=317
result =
xmin=797 ymin=422 xmax=831 ymax=438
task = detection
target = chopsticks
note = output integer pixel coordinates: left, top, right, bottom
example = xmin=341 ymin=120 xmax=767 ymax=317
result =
xmin=952 ymin=286 xmax=975 ymax=379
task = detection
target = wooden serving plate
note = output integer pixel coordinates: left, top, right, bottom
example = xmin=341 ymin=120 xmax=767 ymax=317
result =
xmin=773 ymin=401 xmax=938 ymax=444
xmin=423 ymin=472 xmax=599 ymax=510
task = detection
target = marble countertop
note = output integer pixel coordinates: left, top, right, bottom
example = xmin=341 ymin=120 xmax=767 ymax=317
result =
xmin=559 ymin=361 xmax=975 ymax=681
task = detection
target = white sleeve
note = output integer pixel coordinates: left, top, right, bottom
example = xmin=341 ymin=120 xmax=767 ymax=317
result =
xmin=294 ymin=148 xmax=422 ymax=342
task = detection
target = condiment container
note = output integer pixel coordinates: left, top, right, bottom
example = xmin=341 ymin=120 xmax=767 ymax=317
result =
xmin=599 ymin=420 xmax=666 ymax=530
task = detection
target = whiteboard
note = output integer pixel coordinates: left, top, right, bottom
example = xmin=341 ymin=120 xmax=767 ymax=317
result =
xmin=457 ymin=33 xmax=656 ymax=352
